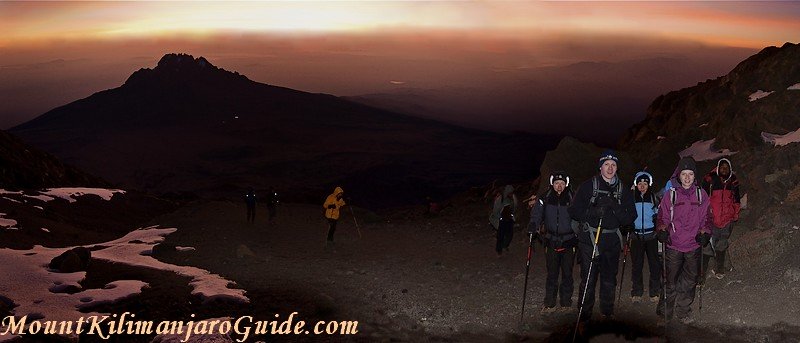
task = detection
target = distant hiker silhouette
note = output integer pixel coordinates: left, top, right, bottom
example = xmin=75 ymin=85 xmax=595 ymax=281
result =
xmin=266 ymin=187 xmax=279 ymax=224
xmin=323 ymin=186 xmax=346 ymax=244
xmin=490 ymin=185 xmax=518 ymax=256
xmin=244 ymin=187 xmax=257 ymax=223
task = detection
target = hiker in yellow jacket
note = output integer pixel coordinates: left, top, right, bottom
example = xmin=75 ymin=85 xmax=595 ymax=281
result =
xmin=324 ymin=186 xmax=347 ymax=243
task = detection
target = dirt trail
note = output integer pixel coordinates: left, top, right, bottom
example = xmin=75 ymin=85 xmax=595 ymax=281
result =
xmin=139 ymin=200 xmax=800 ymax=342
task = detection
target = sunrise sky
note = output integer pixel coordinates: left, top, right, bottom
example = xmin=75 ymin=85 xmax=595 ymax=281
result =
xmin=1 ymin=1 xmax=799 ymax=139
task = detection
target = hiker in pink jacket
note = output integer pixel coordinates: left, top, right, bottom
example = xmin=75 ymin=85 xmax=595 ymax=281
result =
xmin=655 ymin=156 xmax=712 ymax=324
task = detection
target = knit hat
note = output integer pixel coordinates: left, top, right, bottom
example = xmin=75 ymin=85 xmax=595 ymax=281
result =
xmin=598 ymin=150 xmax=619 ymax=168
xmin=633 ymin=171 xmax=653 ymax=186
xmin=550 ymin=171 xmax=570 ymax=187
xmin=677 ymin=156 xmax=697 ymax=173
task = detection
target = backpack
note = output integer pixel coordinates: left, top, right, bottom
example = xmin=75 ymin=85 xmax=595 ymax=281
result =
xmin=590 ymin=176 xmax=623 ymax=205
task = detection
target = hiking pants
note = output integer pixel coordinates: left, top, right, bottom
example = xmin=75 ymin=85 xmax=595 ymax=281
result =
xmin=496 ymin=219 xmax=514 ymax=254
xmin=630 ymin=233 xmax=662 ymax=297
xmin=326 ymin=219 xmax=338 ymax=242
xmin=657 ymin=247 xmax=699 ymax=320
xmin=703 ymin=223 xmax=733 ymax=273
xmin=577 ymin=229 xmax=621 ymax=320
xmin=544 ymin=246 xmax=575 ymax=307
xmin=246 ymin=205 xmax=255 ymax=223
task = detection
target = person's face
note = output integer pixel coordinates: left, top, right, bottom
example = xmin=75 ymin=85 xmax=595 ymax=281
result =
xmin=553 ymin=180 xmax=566 ymax=193
xmin=680 ymin=170 xmax=695 ymax=188
xmin=336 ymin=193 xmax=343 ymax=200
xmin=636 ymin=181 xmax=649 ymax=193
xmin=600 ymin=160 xmax=617 ymax=180
xmin=719 ymin=162 xmax=731 ymax=177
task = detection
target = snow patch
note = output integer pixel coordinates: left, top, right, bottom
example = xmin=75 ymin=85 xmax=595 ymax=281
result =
xmin=748 ymin=90 xmax=774 ymax=102
xmin=679 ymin=139 xmax=737 ymax=161
xmin=699 ymin=123 xmax=709 ymax=128
xmin=0 ymin=244 xmax=143 ymax=324
xmin=2 ymin=197 xmax=22 ymax=203
xmin=761 ymin=128 xmax=800 ymax=146
xmin=788 ymin=83 xmax=800 ymax=90
xmin=657 ymin=136 xmax=666 ymax=140
xmin=0 ymin=189 xmax=22 ymax=195
xmin=34 ymin=206 xmax=43 ymax=210
xmin=41 ymin=187 xmax=125 ymax=203
xmin=92 ymin=227 xmax=248 ymax=304
xmin=0 ymin=213 xmax=18 ymax=229
xmin=0 ymin=226 xmax=247 ymax=328
xmin=176 ymin=246 xmax=196 ymax=252
xmin=41 ymin=228 xmax=50 ymax=233
xmin=24 ymin=194 xmax=55 ymax=202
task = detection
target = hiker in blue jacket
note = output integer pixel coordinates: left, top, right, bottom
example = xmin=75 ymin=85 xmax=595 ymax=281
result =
xmin=629 ymin=171 xmax=662 ymax=303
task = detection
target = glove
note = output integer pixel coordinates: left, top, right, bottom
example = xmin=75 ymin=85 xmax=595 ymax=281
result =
xmin=656 ymin=230 xmax=670 ymax=244
xmin=327 ymin=204 xmax=336 ymax=209
xmin=620 ymin=225 xmax=633 ymax=235
xmin=696 ymin=232 xmax=711 ymax=247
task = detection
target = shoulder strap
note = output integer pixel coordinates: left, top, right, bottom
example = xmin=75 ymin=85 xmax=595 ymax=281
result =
xmin=613 ymin=181 xmax=623 ymax=204
xmin=669 ymin=187 xmax=676 ymax=232
xmin=590 ymin=177 xmax=599 ymax=205
xmin=696 ymin=187 xmax=702 ymax=204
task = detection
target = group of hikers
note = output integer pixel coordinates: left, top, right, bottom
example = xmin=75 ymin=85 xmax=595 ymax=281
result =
xmin=243 ymin=184 xmax=353 ymax=246
xmin=243 ymin=187 xmax=279 ymax=224
xmin=491 ymin=151 xmax=741 ymax=329
xmin=244 ymin=150 xmax=742 ymax=330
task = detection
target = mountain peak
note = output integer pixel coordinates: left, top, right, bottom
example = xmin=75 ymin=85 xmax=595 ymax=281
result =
xmin=124 ymin=53 xmax=247 ymax=88
xmin=155 ymin=53 xmax=217 ymax=72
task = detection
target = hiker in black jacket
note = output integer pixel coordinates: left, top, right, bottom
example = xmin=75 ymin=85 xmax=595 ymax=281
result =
xmin=569 ymin=150 xmax=637 ymax=322
xmin=528 ymin=171 xmax=577 ymax=313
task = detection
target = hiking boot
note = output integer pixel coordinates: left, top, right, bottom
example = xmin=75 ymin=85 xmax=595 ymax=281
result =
xmin=600 ymin=314 xmax=615 ymax=322
xmin=650 ymin=295 xmax=660 ymax=303
xmin=678 ymin=316 xmax=695 ymax=325
xmin=631 ymin=296 xmax=642 ymax=303
xmin=712 ymin=269 xmax=725 ymax=279
xmin=558 ymin=306 xmax=573 ymax=313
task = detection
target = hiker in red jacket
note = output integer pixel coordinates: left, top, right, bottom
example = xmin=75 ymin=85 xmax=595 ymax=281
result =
xmin=701 ymin=158 xmax=741 ymax=279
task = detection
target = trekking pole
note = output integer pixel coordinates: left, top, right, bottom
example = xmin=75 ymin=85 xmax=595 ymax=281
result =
xmin=348 ymin=205 xmax=362 ymax=239
xmin=519 ymin=232 xmax=536 ymax=324
xmin=698 ymin=246 xmax=703 ymax=315
xmin=617 ymin=232 xmax=631 ymax=302
xmin=573 ymin=216 xmax=604 ymax=343
xmin=661 ymin=241 xmax=667 ymax=334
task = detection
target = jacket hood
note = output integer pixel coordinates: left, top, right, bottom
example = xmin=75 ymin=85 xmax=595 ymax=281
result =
xmin=715 ymin=158 xmax=734 ymax=182
xmin=333 ymin=186 xmax=344 ymax=196
xmin=671 ymin=157 xmax=699 ymax=188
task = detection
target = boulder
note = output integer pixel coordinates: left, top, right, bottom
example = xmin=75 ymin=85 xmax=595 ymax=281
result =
xmin=49 ymin=247 xmax=91 ymax=272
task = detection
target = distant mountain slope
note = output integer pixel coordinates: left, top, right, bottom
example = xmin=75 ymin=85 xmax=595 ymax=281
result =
xmin=11 ymin=54 xmax=559 ymax=207
xmin=0 ymin=129 xmax=106 ymax=189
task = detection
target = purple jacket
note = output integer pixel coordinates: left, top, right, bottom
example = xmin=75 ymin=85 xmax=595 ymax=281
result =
xmin=657 ymin=176 xmax=712 ymax=253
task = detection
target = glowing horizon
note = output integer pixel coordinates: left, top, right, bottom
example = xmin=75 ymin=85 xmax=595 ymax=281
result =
xmin=2 ymin=2 xmax=799 ymax=49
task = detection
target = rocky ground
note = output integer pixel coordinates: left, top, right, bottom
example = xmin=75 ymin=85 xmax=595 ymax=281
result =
xmin=5 ymin=195 xmax=800 ymax=342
